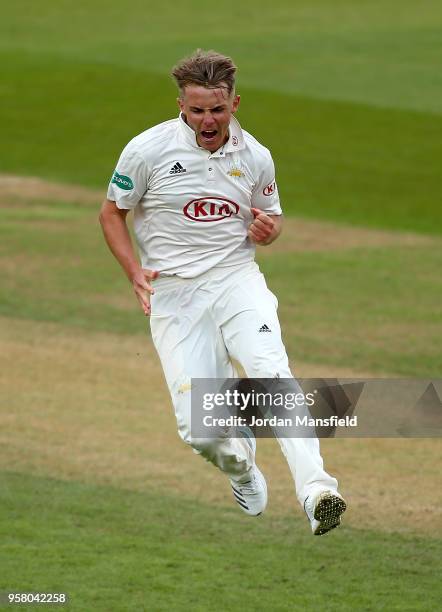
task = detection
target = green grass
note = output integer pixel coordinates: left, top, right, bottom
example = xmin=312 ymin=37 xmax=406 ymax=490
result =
xmin=260 ymin=248 xmax=442 ymax=376
xmin=0 ymin=1 xmax=441 ymax=233
xmin=1 ymin=471 xmax=440 ymax=612
xmin=1 ymin=1 xmax=441 ymax=113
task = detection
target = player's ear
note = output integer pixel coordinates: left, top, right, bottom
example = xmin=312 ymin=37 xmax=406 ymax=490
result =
xmin=177 ymin=97 xmax=184 ymax=112
xmin=232 ymin=94 xmax=240 ymax=113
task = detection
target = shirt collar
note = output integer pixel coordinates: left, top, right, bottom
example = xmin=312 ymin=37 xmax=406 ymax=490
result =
xmin=178 ymin=112 xmax=246 ymax=156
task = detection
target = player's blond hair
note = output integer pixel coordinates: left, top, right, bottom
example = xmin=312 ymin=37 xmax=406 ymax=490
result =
xmin=172 ymin=49 xmax=237 ymax=96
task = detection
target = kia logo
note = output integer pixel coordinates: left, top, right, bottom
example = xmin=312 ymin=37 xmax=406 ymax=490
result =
xmin=263 ymin=181 xmax=276 ymax=196
xmin=183 ymin=197 xmax=239 ymax=222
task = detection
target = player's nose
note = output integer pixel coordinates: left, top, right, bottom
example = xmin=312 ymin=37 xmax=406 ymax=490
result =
xmin=201 ymin=111 xmax=216 ymax=128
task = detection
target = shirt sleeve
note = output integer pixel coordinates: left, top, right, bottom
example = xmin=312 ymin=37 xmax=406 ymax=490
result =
xmin=250 ymin=150 xmax=282 ymax=215
xmin=107 ymin=143 xmax=148 ymax=210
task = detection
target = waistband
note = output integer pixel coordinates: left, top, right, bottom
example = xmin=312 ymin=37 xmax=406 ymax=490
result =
xmin=151 ymin=261 xmax=260 ymax=292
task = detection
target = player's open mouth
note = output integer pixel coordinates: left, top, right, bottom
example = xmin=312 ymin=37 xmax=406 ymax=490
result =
xmin=201 ymin=130 xmax=218 ymax=140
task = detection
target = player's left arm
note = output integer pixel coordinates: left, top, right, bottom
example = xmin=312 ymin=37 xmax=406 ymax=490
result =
xmin=249 ymin=148 xmax=283 ymax=245
xmin=248 ymin=209 xmax=282 ymax=246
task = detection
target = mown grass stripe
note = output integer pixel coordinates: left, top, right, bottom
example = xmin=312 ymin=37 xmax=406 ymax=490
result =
xmin=1 ymin=471 xmax=441 ymax=611
xmin=0 ymin=52 xmax=441 ymax=233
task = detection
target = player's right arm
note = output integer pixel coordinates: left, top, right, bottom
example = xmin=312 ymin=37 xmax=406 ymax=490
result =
xmin=99 ymin=199 xmax=158 ymax=316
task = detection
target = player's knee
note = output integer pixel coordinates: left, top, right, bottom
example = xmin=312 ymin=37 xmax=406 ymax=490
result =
xmin=177 ymin=430 xmax=221 ymax=459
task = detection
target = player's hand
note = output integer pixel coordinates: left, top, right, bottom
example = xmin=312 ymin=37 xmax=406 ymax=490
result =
xmin=248 ymin=208 xmax=275 ymax=245
xmin=131 ymin=268 xmax=159 ymax=316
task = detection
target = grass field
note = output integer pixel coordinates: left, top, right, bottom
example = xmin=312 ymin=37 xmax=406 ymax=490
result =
xmin=1 ymin=1 xmax=442 ymax=233
xmin=2 ymin=472 xmax=440 ymax=612
xmin=1 ymin=1 xmax=441 ymax=610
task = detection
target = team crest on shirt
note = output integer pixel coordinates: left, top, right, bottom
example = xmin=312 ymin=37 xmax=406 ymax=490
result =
xmin=227 ymin=158 xmax=245 ymax=179
xmin=227 ymin=167 xmax=245 ymax=178
xmin=183 ymin=197 xmax=239 ymax=222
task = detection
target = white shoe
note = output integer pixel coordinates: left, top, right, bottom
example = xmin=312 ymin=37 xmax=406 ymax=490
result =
xmin=304 ymin=490 xmax=347 ymax=536
xmin=230 ymin=428 xmax=267 ymax=516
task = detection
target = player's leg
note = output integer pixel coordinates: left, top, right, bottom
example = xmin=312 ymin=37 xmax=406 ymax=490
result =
xmin=214 ymin=265 xmax=342 ymax=515
xmin=149 ymin=277 xmax=254 ymax=481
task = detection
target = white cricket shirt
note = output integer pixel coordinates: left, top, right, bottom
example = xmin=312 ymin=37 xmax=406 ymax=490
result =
xmin=107 ymin=114 xmax=282 ymax=278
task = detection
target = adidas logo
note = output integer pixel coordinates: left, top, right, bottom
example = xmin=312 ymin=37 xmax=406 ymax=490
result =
xmin=169 ymin=162 xmax=187 ymax=174
xmin=258 ymin=324 xmax=271 ymax=332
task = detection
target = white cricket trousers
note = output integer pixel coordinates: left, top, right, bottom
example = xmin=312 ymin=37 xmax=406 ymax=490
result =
xmin=149 ymin=261 xmax=338 ymax=506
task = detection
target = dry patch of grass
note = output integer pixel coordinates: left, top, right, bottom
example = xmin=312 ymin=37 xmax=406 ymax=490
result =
xmin=0 ymin=174 xmax=103 ymax=206
xmin=1 ymin=317 xmax=440 ymax=535
xmin=265 ymin=217 xmax=437 ymax=253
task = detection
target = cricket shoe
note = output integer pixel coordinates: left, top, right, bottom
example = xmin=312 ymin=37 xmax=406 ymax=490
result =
xmin=230 ymin=427 xmax=267 ymax=516
xmin=304 ymin=490 xmax=347 ymax=536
